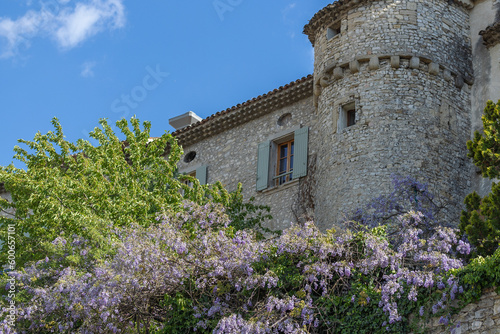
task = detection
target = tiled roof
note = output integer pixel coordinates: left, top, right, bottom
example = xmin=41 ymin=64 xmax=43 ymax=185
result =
xmin=480 ymin=21 xmax=500 ymax=48
xmin=303 ymin=0 xmax=474 ymax=46
xmin=172 ymin=75 xmax=314 ymax=147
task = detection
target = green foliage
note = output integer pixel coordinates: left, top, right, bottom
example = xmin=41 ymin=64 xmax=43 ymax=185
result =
xmin=460 ymin=190 xmax=500 ymax=257
xmin=454 ymin=246 xmax=500 ymax=305
xmin=316 ymin=280 xmax=416 ymax=334
xmin=467 ymin=100 xmax=500 ymax=179
xmin=207 ymin=182 xmax=275 ymax=239
xmin=460 ymin=100 xmax=500 ymax=256
xmin=0 ymin=117 xmax=271 ymax=268
xmin=159 ymin=292 xmax=205 ymax=334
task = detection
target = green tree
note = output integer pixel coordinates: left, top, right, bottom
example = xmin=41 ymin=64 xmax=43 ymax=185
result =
xmin=460 ymin=100 xmax=500 ymax=256
xmin=0 ymin=117 xmax=271 ymax=268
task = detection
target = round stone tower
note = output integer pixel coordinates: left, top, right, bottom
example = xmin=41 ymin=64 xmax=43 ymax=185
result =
xmin=303 ymin=0 xmax=474 ymax=230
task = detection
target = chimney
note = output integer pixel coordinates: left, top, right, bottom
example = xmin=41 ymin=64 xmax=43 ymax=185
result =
xmin=169 ymin=111 xmax=202 ymax=130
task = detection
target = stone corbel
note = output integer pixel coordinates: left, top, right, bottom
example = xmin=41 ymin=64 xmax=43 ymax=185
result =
xmin=320 ymin=74 xmax=334 ymax=87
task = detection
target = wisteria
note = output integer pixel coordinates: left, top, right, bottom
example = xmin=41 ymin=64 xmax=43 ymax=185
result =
xmin=350 ymin=175 xmax=448 ymax=234
xmin=1 ymin=200 xmax=470 ymax=333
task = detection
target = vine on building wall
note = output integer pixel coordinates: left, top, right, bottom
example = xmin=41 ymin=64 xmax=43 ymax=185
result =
xmin=292 ymin=153 xmax=317 ymax=224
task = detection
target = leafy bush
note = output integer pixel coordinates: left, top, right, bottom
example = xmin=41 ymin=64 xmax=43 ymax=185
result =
xmin=1 ymin=203 xmax=470 ymax=333
xmin=454 ymin=246 xmax=500 ymax=305
xmin=0 ymin=117 xmax=272 ymax=268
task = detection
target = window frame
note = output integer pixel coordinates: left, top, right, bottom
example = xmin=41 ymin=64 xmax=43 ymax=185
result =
xmin=179 ymin=165 xmax=208 ymax=185
xmin=182 ymin=170 xmax=197 ymax=187
xmin=256 ymin=126 xmax=308 ymax=191
xmin=338 ymin=101 xmax=357 ymax=131
xmin=274 ymin=139 xmax=295 ymax=186
xmin=327 ymin=21 xmax=341 ymax=40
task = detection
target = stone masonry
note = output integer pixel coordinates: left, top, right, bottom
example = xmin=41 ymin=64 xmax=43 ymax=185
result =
xmin=426 ymin=289 xmax=500 ymax=333
xmin=173 ymin=0 xmax=500 ymax=231
xmin=310 ymin=0 xmax=473 ymax=228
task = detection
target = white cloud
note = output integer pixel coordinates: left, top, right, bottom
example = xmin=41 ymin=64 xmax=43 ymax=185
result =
xmin=0 ymin=0 xmax=125 ymax=58
xmin=81 ymin=60 xmax=96 ymax=77
xmin=281 ymin=2 xmax=297 ymax=36
xmin=282 ymin=2 xmax=297 ymax=20
xmin=56 ymin=0 xmax=125 ymax=49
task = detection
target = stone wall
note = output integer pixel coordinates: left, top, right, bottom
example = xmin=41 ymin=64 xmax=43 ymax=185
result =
xmin=177 ymin=96 xmax=317 ymax=231
xmin=311 ymin=0 xmax=473 ymax=229
xmin=174 ymin=0 xmax=500 ymax=232
xmin=426 ymin=289 xmax=500 ymax=334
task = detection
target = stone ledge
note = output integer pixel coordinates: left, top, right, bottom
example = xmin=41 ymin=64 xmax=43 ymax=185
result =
xmin=314 ymin=53 xmax=473 ymax=106
xmin=260 ymin=178 xmax=300 ymax=195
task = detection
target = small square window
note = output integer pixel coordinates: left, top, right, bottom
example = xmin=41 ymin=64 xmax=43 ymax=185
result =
xmin=327 ymin=22 xmax=341 ymax=40
xmin=338 ymin=102 xmax=357 ymax=131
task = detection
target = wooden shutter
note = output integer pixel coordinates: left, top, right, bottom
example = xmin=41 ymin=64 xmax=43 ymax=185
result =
xmin=256 ymin=141 xmax=270 ymax=191
xmin=294 ymin=127 xmax=308 ymax=178
xmin=196 ymin=165 xmax=208 ymax=185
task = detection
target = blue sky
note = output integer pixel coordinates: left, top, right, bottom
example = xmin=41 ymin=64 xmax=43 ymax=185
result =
xmin=0 ymin=0 xmax=332 ymax=167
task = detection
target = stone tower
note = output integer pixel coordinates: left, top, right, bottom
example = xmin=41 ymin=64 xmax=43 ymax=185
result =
xmin=303 ymin=0 xmax=474 ymax=228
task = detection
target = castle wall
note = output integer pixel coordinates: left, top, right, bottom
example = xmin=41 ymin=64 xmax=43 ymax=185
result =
xmin=177 ymin=97 xmax=316 ymax=231
xmin=314 ymin=0 xmax=472 ymax=80
xmin=312 ymin=0 xmax=473 ymax=229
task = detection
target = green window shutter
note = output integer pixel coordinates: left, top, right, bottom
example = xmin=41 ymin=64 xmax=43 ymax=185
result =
xmin=196 ymin=165 xmax=208 ymax=185
xmin=294 ymin=127 xmax=308 ymax=178
xmin=256 ymin=141 xmax=270 ymax=191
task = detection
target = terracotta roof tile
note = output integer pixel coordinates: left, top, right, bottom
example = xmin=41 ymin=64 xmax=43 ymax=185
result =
xmin=172 ymin=75 xmax=313 ymax=147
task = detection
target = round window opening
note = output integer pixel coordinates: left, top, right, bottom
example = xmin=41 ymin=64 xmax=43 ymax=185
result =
xmin=184 ymin=151 xmax=197 ymax=163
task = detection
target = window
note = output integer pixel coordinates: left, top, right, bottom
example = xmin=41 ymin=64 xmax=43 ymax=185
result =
xmin=184 ymin=151 xmax=197 ymax=163
xmin=180 ymin=165 xmax=208 ymax=185
xmin=256 ymin=127 xmax=308 ymax=191
xmin=275 ymin=140 xmax=294 ymax=186
xmin=347 ymin=109 xmax=356 ymax=127
xmin=327 ymin=22 xmax=341 ymax=40
xmin=182 ymin=170 xmax=197 ymax=186
xmin=338 ymin=102 xmax=356 ymax=131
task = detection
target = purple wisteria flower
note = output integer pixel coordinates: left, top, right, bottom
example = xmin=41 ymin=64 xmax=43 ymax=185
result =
xmin=1 ymin=198 xmax=470 ymax=333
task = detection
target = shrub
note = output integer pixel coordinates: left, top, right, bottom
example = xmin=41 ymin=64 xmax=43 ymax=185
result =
xmin=1 ymin=203 xmax=470 ymax=333
xmin=0 ymin=117 xmax=272 ymax=268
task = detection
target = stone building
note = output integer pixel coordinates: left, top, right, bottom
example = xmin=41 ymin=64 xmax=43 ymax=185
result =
xmin=171 ymin=0 xmax=500 ymax=231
